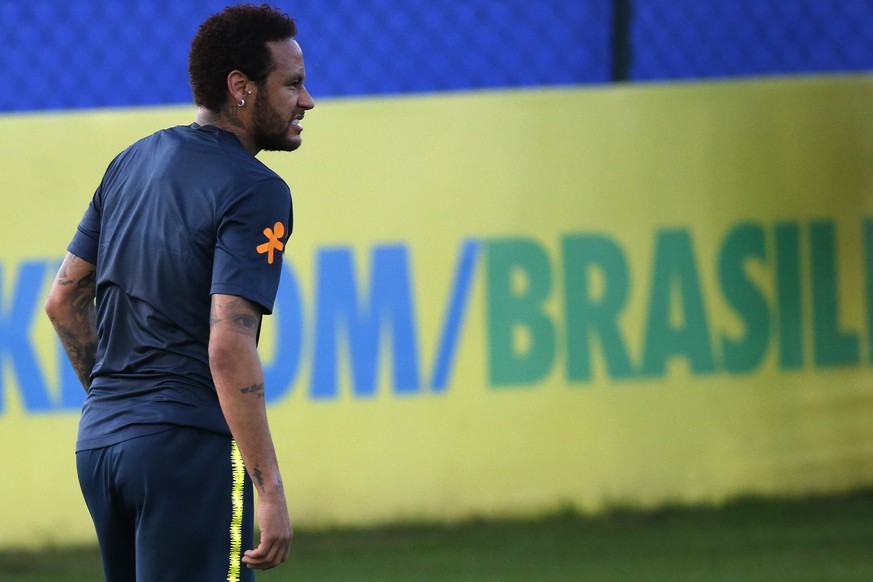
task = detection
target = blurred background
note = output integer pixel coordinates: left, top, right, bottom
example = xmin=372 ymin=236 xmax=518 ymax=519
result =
xmin=3 ymin=0 xmax=873 ymax=110
xmin=2 ymin=0 xmax=873 ymax=552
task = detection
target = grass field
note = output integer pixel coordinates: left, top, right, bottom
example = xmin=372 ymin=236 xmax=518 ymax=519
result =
xmin=3 ymin=489 xmax=873 ymax=581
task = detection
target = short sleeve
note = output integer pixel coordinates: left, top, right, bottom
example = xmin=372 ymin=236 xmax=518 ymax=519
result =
xmin=67 ymin=187 xmax=103 ymax=264
xmin=211 ymin=179 xmax=292 ymax=314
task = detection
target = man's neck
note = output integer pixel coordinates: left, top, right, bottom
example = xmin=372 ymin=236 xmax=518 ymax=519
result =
xmin=195 ymin=107 xmax=259 ymax=155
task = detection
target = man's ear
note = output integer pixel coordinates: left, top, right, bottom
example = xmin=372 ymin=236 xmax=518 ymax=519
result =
xmin=226 ymin=70 xmax=251 ymax=106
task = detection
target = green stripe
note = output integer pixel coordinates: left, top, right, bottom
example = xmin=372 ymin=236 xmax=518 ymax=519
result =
xmin=227 ymin=440 xmax=245 ymax=582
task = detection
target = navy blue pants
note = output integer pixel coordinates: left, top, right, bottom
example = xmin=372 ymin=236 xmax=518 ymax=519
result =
xmin=77 ymin=427 xmax=255 ymax=581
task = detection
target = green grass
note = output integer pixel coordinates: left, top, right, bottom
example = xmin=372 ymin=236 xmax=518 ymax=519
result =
xmin=4 ymin=490 xmax=873 ymax=581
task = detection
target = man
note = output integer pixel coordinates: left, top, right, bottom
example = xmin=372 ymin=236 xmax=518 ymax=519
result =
xmin=44 ymin=4 xmax=314 ymax=580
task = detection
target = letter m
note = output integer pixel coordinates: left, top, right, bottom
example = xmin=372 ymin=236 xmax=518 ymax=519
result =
xmin=311 ymin=245 xmax=421 ymax=398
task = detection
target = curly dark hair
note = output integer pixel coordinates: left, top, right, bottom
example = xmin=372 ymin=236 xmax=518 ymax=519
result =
xmin=189 ymin=4 xmax=297 ymax=111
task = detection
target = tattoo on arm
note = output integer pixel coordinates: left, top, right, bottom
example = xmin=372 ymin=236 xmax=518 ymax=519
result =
xmin=51 ymin=316 xmax=98 ymax=389
xmin=210 ymin=296 xmax=261 ymax=336
xmin=240 ymin=382 xmax=265 ymax=399
xmin=50 ymin=254 xmax=98 ymax=392
xmin=251 ymin=465 xmax=284 ymax=494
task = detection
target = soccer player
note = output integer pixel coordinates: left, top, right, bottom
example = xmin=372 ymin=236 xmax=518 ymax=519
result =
xmin=43 ymin=4 xmax=314 ymax=580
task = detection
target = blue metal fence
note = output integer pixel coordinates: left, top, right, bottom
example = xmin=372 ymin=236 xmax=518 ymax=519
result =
xmin=2 ymin=0 xmax=871 ymax=113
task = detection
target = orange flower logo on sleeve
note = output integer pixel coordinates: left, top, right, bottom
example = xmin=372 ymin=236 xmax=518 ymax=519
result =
xmin=256 ymin=222 xmax=285 ymax=264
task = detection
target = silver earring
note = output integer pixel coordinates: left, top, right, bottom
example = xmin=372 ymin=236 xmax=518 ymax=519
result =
xmin=238 ymin=98 xmax=246 ymax=107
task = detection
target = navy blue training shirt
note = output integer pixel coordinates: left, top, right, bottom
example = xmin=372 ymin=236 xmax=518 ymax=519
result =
xmin=69 ymin=123 xmax=292 ymax=451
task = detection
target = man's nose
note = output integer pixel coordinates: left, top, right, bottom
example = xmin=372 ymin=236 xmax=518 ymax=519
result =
xmin=300 ymin=86 xmax=315 ymax=110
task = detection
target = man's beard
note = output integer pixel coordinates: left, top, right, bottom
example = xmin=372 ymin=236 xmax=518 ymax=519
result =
xmin=252 ymin=96 xmax=298 ymax=152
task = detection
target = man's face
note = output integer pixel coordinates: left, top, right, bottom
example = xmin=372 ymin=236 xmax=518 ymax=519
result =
xmin=252 ymin=39 xmax=315 ymax=152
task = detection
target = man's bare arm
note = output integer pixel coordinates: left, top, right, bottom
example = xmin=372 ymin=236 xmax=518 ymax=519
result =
xmin=209 ymin=293 xmax=292 ymax=570
xmin=45 ymin=253 xmax=98 ymax=392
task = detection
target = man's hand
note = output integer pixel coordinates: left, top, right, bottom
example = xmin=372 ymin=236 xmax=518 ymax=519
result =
xmin=243 ymin=491 xmax=293 ymax=569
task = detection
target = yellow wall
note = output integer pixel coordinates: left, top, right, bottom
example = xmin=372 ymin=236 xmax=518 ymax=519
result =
xmin=2 ymin=75 xmax=873 ymax=547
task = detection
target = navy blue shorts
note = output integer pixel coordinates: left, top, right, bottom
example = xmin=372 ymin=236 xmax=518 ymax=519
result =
xmin=76 ymin=427 xmax=255 ymax=581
